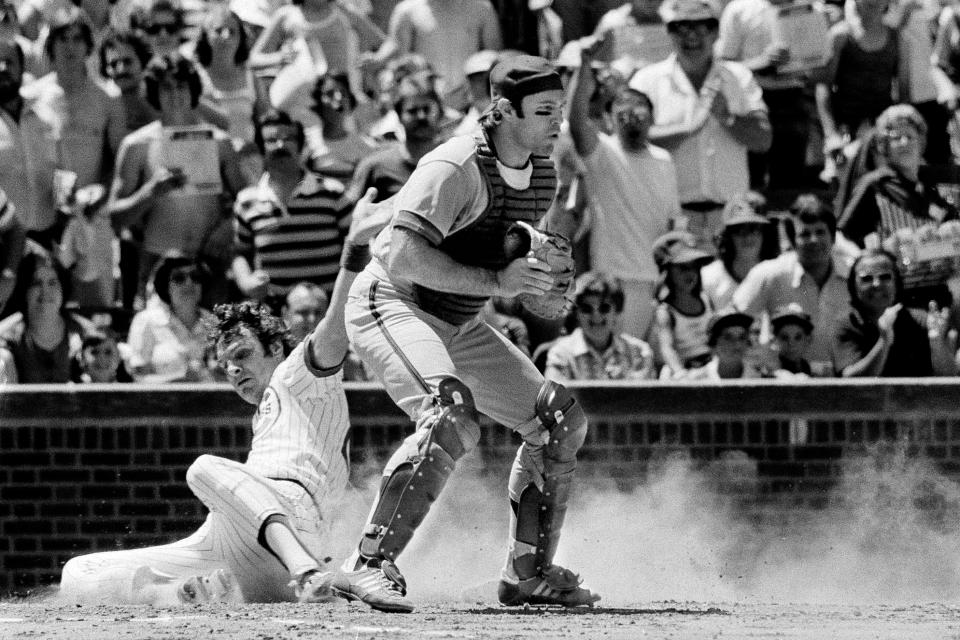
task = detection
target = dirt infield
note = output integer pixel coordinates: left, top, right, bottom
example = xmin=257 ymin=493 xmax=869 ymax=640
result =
xmin=2 ymin=599 xmax=959 ymax=639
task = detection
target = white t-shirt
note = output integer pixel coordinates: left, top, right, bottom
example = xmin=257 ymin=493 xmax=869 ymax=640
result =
xmin=581 ymin=134 xmax=678 ymax=282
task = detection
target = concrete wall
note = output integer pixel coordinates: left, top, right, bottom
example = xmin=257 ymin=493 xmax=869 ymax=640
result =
xmin=3 ymin=380 xmax=960 ymax=595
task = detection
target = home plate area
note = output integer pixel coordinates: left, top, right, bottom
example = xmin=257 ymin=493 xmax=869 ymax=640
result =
xmin=2 ymin=599 xmax=960 ymax=639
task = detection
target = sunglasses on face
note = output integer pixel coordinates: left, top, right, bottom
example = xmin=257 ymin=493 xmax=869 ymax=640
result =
xmin=666 ymin=19 xmax=718 ymax=35
xmin=857 ymin=272 xmax=894 ymax=285
xmin=170 ymin=269 xmax=200 ymax=285
xmin=577 ymin=302 xmax=613 ymax=314
xmin=145 ymin=22 xmax=181 ymax=35
xmin=209 ymin=26 xmax=235 ymax=39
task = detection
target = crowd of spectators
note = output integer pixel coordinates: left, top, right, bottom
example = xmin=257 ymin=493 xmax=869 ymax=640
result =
xmin=2 ymin=0 xmax=960 ymax=387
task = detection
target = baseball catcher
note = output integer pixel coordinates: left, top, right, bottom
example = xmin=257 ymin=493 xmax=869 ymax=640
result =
xmin=333 ymin=55 xmax=600 ymax=613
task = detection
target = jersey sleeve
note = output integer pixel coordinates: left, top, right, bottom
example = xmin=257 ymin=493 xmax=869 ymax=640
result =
xmin=301 ymin=335 xmax=345 ymax=379
xmin=392 ymin=158 xmax=482 ymax=245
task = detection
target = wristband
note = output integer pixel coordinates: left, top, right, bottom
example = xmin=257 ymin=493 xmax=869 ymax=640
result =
xmin=339 ymin=241 xmax=371 ymax=272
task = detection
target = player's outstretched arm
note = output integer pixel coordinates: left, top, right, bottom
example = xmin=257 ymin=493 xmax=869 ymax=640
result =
xmin=309 ymin=188 xmax=388 ymax=369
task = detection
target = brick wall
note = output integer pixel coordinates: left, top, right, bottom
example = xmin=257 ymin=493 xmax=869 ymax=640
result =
xmin=3 ymin=380 xmax=960 ymax=595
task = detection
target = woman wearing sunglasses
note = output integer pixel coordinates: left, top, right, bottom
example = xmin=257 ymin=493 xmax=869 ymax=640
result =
xmin=126 ymin=252 xmax=216 ymax=382
xmin=544 ymin=271 xmax=656 ymax=381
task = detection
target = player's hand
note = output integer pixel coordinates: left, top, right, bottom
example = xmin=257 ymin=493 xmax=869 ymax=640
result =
xmin=346 ymin=187 xmax=390 ymax=246
xmin=765 ymin=44 xmax=790 ymax=69
xmin=926 ymin=300 xmax=956 ymax=344
xmin=877 ymin=303 xmax=902 ymax=340
xmin=495 ymin=253 xmax=555 ymax=298
xmin=239 ymin=269 xmax=271 ymax=299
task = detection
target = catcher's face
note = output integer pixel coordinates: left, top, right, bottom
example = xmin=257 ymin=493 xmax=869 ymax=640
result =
xmin=515 ymin=90 xmax=564 ymax=153
xmin=576 ymin=293 xmax=617 ymax=347
xmin=217 ymin=328 xmax=284 ymax=405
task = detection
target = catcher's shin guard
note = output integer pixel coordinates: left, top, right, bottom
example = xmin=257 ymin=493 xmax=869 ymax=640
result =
xmin=511 ymin=381 xmax=587 ymax=579
xmin=359 ymin=378 xmax=480 ymax=562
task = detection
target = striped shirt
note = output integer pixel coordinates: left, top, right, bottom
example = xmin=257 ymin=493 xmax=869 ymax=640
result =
xmin=245 ymin=338 xmax=351 ymax=507
xmin=234 ymin=171 xmax=347 ymax=293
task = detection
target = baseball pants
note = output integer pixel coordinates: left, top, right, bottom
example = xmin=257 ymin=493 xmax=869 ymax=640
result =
xmin=60 ymin=456 xmax=329 ymax=604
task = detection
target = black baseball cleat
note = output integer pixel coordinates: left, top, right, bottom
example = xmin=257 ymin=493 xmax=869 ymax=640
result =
xmin=498 ymin=565 xmax=601 ymax=607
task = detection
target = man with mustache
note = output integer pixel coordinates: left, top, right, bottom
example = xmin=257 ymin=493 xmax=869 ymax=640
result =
xmin=341 ymin=71 xmax=446 ymax=207
xmin=99 ymin=30 xmax=158 ymax=136
xmin=232 ymin=109 xmax=348 ymax=308
xmin=566 ymin=34 xmax=679 ymax=341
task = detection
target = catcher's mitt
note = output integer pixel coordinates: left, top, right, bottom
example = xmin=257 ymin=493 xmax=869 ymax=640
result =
xmin=503 ymin=221 xmax=576 ymax=319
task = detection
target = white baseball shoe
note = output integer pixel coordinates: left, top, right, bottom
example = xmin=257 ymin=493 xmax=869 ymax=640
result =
xmin=333 ymin=558 xmax=414 ymax=613
xmin=176 ymin=568 xmax=238 ymax=604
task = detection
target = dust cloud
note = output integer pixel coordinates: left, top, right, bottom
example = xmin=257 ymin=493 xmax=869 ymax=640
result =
xmin=349 ymin=445 xmax=960 ymax=606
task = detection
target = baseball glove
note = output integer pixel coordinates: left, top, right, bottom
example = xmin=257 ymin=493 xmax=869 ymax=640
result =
xmin=503 ymin=221 xmax=576 ymax=320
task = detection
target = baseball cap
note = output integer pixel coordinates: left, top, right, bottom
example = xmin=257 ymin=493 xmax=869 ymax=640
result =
xmin=771 ymin=303 xmax=814 ymax=334
xmin=464 ymin=50 xmax=499 ymax=77
xmin=707 ymin=308 xmax=754 ymax=341
xmin=658 ymin=0 xmax=721 ymax=23
xmin=489 ymin=55 xmax=564 ymax=106
xmin=721 ymin=198 xmax=769 ymax=229
xmin=652 ymin=230 xmax=714 ymax=270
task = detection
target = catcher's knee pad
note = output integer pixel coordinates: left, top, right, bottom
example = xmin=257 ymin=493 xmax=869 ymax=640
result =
xmin=509 ymin=382 xmax=585 ymax=579
xmin=359 ymin=378 xmax=480 ymax=562
xmin=536 ymin=381 xmax=588 ymax=475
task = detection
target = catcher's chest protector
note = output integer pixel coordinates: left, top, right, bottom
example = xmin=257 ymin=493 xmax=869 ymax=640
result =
xmin=414 ymin=139 xmax=558 ymax=325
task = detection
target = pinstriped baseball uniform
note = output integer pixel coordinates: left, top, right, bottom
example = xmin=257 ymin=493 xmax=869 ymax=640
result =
xmin=60 ymin=339 xmax=352 ymax=604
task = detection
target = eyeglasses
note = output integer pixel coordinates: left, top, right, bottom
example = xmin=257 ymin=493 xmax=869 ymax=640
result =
xmin=401 ymin=102 xmax=439 ymax=118
xmin=666 ymin=19 xmax=718 ymax=35
xmin=209 ymin=26 xmax=235 ymax=39
xmin=857 ymin=272 xmax=894 ymax=285
xmin=144 ymin=22 xmax=181 ymax=35
xmin=170 ymin=269 xmax=200 ymax=285
xmin=105 ymin=56 xmax=136 ymax=70
xmin=577 ymin=302 xmax=613 ymax=314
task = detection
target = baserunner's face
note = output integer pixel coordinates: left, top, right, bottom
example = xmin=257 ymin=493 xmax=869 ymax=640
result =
xmin=516 ymin=90 xmax=564 ymax=153
xmin=217 ymin=327 xmax=282 ymax=405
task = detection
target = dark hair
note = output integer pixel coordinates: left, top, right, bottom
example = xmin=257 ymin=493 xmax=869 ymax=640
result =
xmin=76 ymin=328 xmax=133 ymax=382
xmin=194 ymin=8 xmax=249 ymax=68
xmin=45 ymin=10 xmax=95 ymax=61
xmin=98 ymin=29 xmax=151 ymax=79
xmin=209 ymin=300 xmax=290 ymax=356
xmin=573 ymin=271 xmax=625 ymax=313
xmin=9 ymin=243 xmax=71 ymax=318
xmin=789 ymin=193 xmax=837 ymax=241
xmin=310 ymin=72 xmax=358 ymax=116
xmin=392 ymin=71 xmax=442 ymax=116
xmin=253 ymin=108 xmax=305 ymax=154
xmin=1 ymin=38 xmax=25 ymax=73
xmin=847 ymin=248 xmax=903 ymax=312
xmin=132 ymin=0 xmax=185 ymax=31
xmin=150 ymin=252 xmax=206 ymax=305
xmin=608 ymin=86 xmax=653 ymax=116
xmin=143 ymin=53 xmax=203 ymax=110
